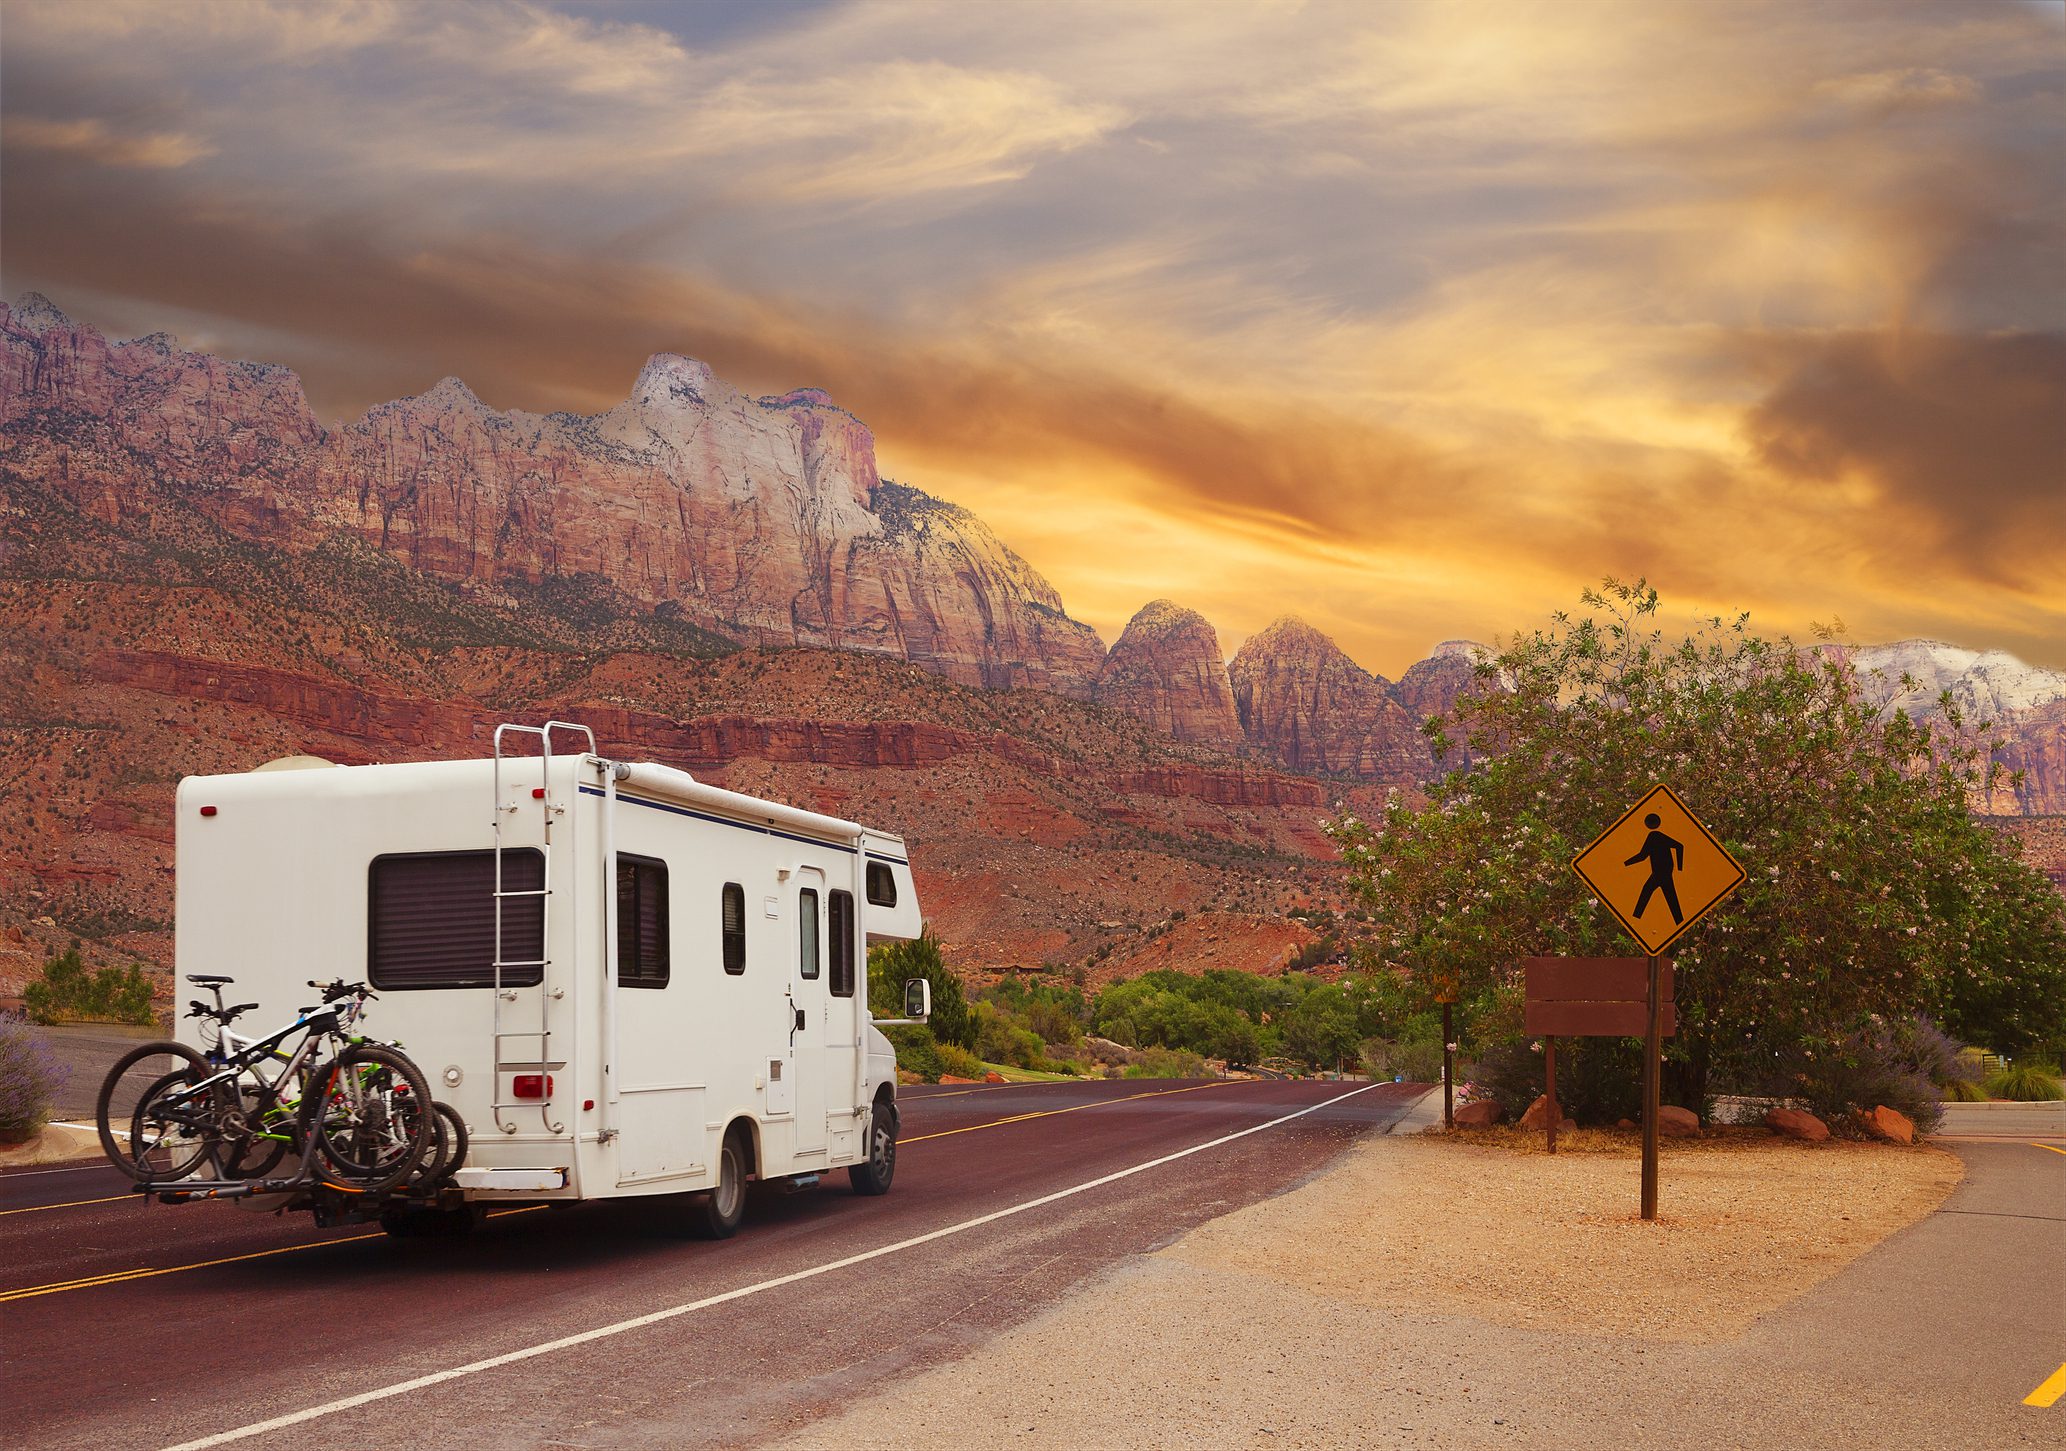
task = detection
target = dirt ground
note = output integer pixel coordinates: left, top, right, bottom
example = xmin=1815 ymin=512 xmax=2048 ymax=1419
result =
xmin=1165 ymin=1130 xmax=1961 ymax=1343
xmin=768 ymin=1124 xmax=1971 ymax=1450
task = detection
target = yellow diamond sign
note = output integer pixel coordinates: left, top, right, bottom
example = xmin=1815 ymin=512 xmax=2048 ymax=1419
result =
xmin=1572 ymin=785 xmax=1745 ymax=956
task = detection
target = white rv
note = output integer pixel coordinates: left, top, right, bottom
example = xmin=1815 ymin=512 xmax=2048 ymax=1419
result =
xmin=172 ymin=723 xmax=928 ymax=1236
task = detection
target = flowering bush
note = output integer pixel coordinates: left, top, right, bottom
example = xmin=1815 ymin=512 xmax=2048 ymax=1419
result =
xmin=0 ymin=1014 xmax=70 ymax=1143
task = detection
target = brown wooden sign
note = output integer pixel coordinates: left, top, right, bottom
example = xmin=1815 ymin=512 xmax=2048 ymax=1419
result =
xmin=1523 ymin=957 xmax=1675 ymax=1037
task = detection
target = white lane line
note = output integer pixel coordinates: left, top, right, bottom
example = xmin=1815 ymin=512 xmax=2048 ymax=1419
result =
xmin=163 ymin=1083 xmax=1380 ymax=1451
xmin=0 ymin=1161 xmax=114 ymax=1179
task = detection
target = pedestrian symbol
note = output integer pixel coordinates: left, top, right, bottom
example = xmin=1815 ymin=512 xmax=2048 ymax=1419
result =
xmin=1626 ymin=814 xmax=1684 ymax=924
xmin=1572 ymin=785 xmax=1744 ymax=955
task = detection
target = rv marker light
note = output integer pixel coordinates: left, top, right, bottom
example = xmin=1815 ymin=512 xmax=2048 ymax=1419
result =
xmin=199 ymin=806 xmax=218 ymax=817
xmin=512 ymin=1074 xmax=552 ymax=1099
xmin=531 ymin=787 xmax=546 ymax=799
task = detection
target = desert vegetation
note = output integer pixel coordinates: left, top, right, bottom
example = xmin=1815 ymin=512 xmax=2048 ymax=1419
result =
xmin=1326 ymin=581 xmax=2066 ymax=1130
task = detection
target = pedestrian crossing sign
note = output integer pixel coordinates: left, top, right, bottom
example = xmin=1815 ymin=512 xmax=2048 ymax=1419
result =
xmin=1571 ymin=785 xmax=1745 ymax=956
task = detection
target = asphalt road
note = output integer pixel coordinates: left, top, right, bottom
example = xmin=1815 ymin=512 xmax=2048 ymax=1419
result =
xmin=1 ymin=1077 xmax=1420 ymax=1450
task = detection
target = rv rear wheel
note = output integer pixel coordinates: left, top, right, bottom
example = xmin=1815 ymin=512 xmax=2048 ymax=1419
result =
xmin=848 ymin=1100 xmax=896 ymax=1196
xmin=685 ymin=1130 xmax=748 ymax=1239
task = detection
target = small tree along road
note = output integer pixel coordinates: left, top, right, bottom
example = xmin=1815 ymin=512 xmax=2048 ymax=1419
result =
xmin=1328 ymin=581 xmax=2066 ymax=1114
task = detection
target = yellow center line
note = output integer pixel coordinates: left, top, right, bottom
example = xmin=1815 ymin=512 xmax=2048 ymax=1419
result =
xmin=0 ymin=1207 xmax=547 ymax=1303
xmin=2026 ymin=1361 xmax=2066 ymax=1408
xmin=903 ymin=1079 xmax=1249 ymax=1145
xmin=2029 ymin=1143 xmax=2066 ymax=1157
xmin=6 ymin=1083 xmax=1264 ymax=1299
xmin=0 ymin=1193 xmax=131 ymax=1217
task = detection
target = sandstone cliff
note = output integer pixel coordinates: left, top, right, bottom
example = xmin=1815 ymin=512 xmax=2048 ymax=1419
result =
xmin=0 ymin=295 xmax=1104 ymax=696
xmin=1228 ymin=617 xmax=1435 ymax=780
xmin=1094 ymin=600 xmax=1244 ymax=748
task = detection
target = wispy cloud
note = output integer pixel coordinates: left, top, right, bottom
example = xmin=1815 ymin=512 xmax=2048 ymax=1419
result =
xmin=3 ymin=116 xmax=213 ymax=169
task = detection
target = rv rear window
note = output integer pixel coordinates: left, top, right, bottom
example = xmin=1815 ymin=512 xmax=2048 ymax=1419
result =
xmin=617 ymin=854 xmax=669 ymax=989
xmin=829 ymin=890 xmax=855 ymax=998
xmin=721 ymin=882 xmax=746 ymax=975
xmin=865 ymin=861 xmax=898 ymax=907
xmin=367 ymin=850 xmax=544 ymax=990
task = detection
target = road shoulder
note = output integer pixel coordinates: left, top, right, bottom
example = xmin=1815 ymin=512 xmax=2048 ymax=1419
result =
xmin=770 ymin=1130 xmax=2058 ymax=1449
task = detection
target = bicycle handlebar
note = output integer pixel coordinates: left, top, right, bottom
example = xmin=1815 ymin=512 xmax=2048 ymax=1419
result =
xmin=306 ymin=979 xmax=376 ymax=1003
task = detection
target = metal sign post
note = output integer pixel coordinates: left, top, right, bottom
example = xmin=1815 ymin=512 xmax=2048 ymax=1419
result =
xmin=1642 ymin=953 xmax=1662 ymax=1219
xmin=1570 ymin=785 xmax=1743 ymax=1222
xmin=1442 ymin=1000 xmax=1455 ymax=1129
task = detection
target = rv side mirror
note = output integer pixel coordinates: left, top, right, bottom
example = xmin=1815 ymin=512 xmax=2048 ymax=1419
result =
xmin=903 ymin=978 xmax=931 ymax=1021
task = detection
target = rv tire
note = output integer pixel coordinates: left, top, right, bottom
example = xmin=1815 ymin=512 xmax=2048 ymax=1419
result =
xmin=685 ymin=1129 xmax=749 ymax=1239
xmin=848 ymin=1097 xmax=897 ymax=1196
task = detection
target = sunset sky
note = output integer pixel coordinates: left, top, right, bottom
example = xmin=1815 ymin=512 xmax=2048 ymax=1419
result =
xmin=3 ymin=0 xmax=2061 ymax=675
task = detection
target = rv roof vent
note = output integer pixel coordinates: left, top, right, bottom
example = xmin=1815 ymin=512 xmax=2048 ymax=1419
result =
xmin=250 ymin=754 xmax=341 ymax=773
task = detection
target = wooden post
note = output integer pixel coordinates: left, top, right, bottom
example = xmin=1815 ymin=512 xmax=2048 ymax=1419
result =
xmin=1641 ymin=952 xmax=1661 ymax=1220
xmin=1545 ymin=1034 xmax=1558 ymax=1155
xmin=1442 ymin=1000 xmax=1455 ymax=1129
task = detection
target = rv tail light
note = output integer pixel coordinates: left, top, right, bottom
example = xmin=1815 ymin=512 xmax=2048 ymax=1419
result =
xmin=512 ymin=1073 xmax=552 ymax=1099
xmin=199 ymin=806 xmax=218 ymax=817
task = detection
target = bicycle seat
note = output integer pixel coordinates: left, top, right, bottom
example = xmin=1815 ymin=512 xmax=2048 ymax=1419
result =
xmin=186 ymin=974 xmax=235 ymax=986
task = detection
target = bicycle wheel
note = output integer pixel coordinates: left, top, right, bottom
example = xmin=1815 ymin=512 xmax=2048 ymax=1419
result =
xmin=405 ymin=1105 xmax=451 ymax=1193
xmin=97 ymin=1041 xmax=210 ymax=1175
xmin=128 ymin=1068 xmax=223 ymax=1182
xmin=424 ymin=1100 xmax=468 ymax=1187
xmin=297 ymin=1044 xmax=433 ymax=1194
xmin=215 ymin=1070 xmax=295 ymax=1181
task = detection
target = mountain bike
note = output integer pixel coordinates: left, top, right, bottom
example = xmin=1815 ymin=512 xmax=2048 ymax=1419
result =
xmin=102 ymin=976 xmax=435 ymax=1194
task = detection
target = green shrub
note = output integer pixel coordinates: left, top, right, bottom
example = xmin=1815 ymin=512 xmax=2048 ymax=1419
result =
xmin=1940 ymin=1078 xmax=1989 ymax=1102
xmin=885 ymin=1025 xmax=943 ymax=1083
xmin=1758 ymin=1018 xmax=1947 ymax=1133
xmin=0 ymin=1015 xmax=70 ymax=1142
xmin=1361 ymin=1036 xmax=1446 ymax=1083
xmin=869 ymin=931 xmax=975 ymax=1051
xmin=935 ymin=1042 xmax=987 ymax=1080
xmin=23 ymin=947 xmax=156 ymax=1025
xmin=1983 ymin=1064 xmax=2066 ymax=1101
xmin=1121 ymin=1047 xmax=1206 ymax=1079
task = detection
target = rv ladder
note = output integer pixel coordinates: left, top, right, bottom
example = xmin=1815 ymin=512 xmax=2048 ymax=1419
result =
xmin=490 ymin=720 xmax=594 ymax=1136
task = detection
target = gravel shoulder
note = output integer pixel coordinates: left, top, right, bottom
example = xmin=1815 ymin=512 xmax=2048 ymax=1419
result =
xmin=765 ymin=1126 xmax=2027 ymax=1450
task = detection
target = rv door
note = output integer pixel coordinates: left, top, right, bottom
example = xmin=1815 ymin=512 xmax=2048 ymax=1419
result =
xmin=787 ymin=867 xmax=828 ymax=1157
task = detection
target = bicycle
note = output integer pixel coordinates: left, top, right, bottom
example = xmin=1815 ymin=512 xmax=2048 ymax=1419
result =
xmin=102 ymin=976 xmax=436 ymax=1194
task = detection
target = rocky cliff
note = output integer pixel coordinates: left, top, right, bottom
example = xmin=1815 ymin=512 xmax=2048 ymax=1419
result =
xmin=1227 ymin=617 xmax=1435 ymax=780
xmin=0 ymin=295 xmax=1105 ymax=696
xmin=1094 ymin=600 xmax=1244 ymax=748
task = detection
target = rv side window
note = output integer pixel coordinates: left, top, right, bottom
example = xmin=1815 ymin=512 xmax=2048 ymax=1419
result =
xmin=866 ymin=861 xmax=898 ymax=907
xmin=798 ymin=887 xmax=821 ymax=979
xmin=368 ymin=850 xmax=544 ymax=990
xmin=829 ymin=890 xmax=855 ymax=998
xmin=616 ymin=854 xmax=669 ymax=989
xmin=721 ymin=882 xmax=746 ymax=975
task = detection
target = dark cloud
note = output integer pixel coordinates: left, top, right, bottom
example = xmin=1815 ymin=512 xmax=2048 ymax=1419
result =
xmin=0 ymin=146 xmax=1483 ymax=551
xmin=1745 ymin=330 xmax=2066 ymax=583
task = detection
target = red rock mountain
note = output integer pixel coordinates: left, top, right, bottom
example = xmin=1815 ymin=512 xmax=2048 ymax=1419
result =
xmin=1 ymin=293 xmax=2056 ymax=996
xmin=0 ymin=295 xmax=1104 ymax=696
xmin=1228 ymin=618 xmax=1436 ymax=779
xmin=1094 ymin=600 xmax=1244 ymax=748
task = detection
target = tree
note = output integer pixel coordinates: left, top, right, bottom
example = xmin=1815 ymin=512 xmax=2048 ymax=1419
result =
xmin=868 ymin=930 xmax=975 ymax=1052
xmin=1327 ymin=580 xmax=2066 ymax=1110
